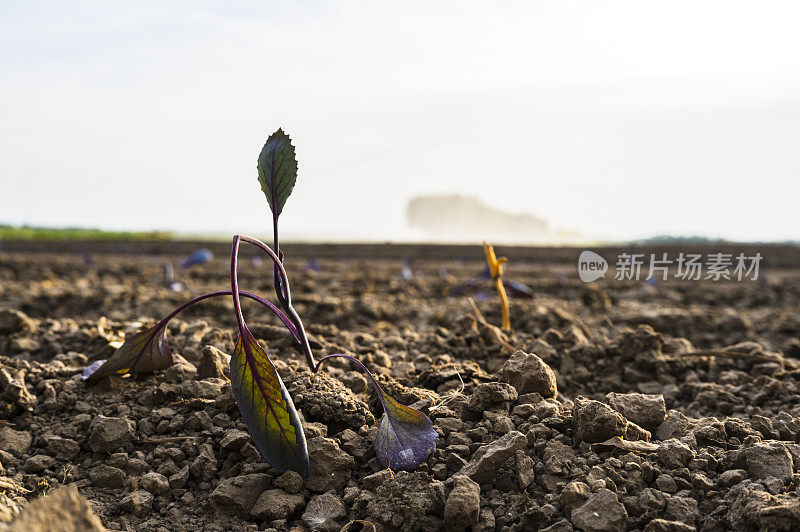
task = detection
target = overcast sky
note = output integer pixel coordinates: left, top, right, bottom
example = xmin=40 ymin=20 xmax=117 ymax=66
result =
xmin=1 ymin=1 xmax=798 ymax=242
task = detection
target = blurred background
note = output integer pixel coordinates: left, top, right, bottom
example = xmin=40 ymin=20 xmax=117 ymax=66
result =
xmin=1 ymin=0 xmax=799 ymax=245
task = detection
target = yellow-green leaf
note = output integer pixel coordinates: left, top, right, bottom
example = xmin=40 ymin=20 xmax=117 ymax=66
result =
xmin=230 ymin=328 xmax=308 ymax=476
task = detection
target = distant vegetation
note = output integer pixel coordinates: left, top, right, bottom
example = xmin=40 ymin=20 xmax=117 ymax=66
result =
xmin=0 ymin=224 xmax=172 ymax=241
xmin=633 ymin=234 xmax=728 ymax=245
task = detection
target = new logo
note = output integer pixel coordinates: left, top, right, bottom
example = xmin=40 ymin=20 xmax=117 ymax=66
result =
xmin=578 ymin=251 xmax=608 ymax=282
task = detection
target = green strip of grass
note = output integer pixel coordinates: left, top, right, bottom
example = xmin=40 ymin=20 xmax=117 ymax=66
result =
xmin=0 ymin=225 xmax=172 ymax=241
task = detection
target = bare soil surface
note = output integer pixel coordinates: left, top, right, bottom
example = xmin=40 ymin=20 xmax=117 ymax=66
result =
xmin=1 ymin=244 xmax=799 ymax=531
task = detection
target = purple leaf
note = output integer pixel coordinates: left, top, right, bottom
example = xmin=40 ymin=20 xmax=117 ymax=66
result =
xmin=82 ymin=359 xmax=107 ymax=380
xmin=82 ymin=290 xmax=300 ymax=383
xmin=503 ymin=279 xmax=534 ymax=299
xmin=82 ymin=324 xmax=173 ymax=382
xmin=315 ymin=354 xmax=437 ymax=471
xmin=374 ymin=389 xmax=438 ymax=471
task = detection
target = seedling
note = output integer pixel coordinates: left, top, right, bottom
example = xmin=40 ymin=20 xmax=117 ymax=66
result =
xmin=83 ymin=129 xmax=437 ymax=476
xmin=483 ymin=241 xmax=511 ymax=331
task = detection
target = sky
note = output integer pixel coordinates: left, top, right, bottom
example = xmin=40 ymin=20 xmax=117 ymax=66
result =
xmin=1 ymin=1 xmax=799 ymax=243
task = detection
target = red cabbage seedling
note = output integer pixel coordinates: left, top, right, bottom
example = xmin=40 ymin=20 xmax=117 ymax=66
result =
xmin=83 ymin=128 xmax=437 ymax=476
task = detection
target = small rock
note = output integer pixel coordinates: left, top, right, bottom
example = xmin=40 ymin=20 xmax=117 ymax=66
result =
xmin=692 ymin=472 xmax=714 ymax=491
xmin=460 ymin=430 xmax=527 ymax=483
xmin=190 ymin=443 xmax=218 ymax=481
xmin=250 ymin=489 xmax=305 ymax=521
xmin=560 ymin=481 xmax=591 ymax=511
xmin=163 ymin=354 xmax=197 ymax=382
xmin=210 ymin=473 xmax=271 ymax=517
xmin=534 ymin=399 xmax=561 ymax=420
xmin=305 ymin=437 xmax=354 ymax=493
xmin=339 ymin=429 xmax=371 ymax=462
xmin=664 ymin=496 xmax=698 ymax=526
xmin=467 ymin=382 xmax=518 ymax=413
xmin=573 ymin=398 xmax=627 ymax=443
xmin=178 ymin=379 xmax=225 ymax=399
xmin=638 ymin=488 xmax=667 ymax=513
xmin=158 ymin=458 xmax=179 ymax=478
xmin=273 ymin=470 xmax=304 ymax=494
xmin=107 ymin=452 xmax=128 ymax=470
xmin=126 ymin=458 xmax=151 ymax=476
xmin=89 ymin=465 xmax=126 ymax=488
xmin=198 ymin=346 xmax=229 ymax=380
xmin=493 ymin=415 xmax=515 ymax=434
xmin=339 ymin=371 xmax=368 ymax=395
xmin=571 ymin=488 xmax=627 ymax=532
xmin=763 ymin=476 xmax=784 ymax=495
xmin=303 ymin=421 xmax=328 ymax=439
xmin=88 ymin=416 xmax=134 ymax=453
xmin=500 ymin=350 xmax=558 ymax=398
xmin=745 ymin=441 xmax=794 ymax=482
xmin=657 ymin=439 xmax=694 ymax=469
xmin=301 ymin=493 xmax=347 ymax=531
xmin=644 ymin=519 xmax=695 ymax=532
xmin=24 ymin=455 xmax=56 ymax=473
xmin=169 ymin=466 xmax=190 ymax=489
xmin=140 ymin=472 xmax=170 ymax=495
xmin=718 ymin=469 xmax=747 ymax=487
xmin=364 ymin=471 xmax=446 ymax=531
xmin=516 ymin=449 xmax=535 ymax=488
xmin=5 ymin=484 xmax=103 ymax=532
xmin=363 ymin=469 xmax=392 ymax=491
xmin=119 ymin=490 xmax=153 ymax=515
xmin=0 ymin=369 xmax=37 ymax=418
xmin=44 ymin=436 xmax=80 ymax=461
xmin=446 ymin=452 xmax=467 ymax=472
xmin=656 ymin=411 xmax=690 ymax=441
xmin=220 ymin=429 xmax=250 ymax=452
xmin=655 ymin=474 xmax=677 ymax=494
xmin=511 ymin=403 xmax=537 ymax=418
xmin=0 ymin=426 xmax=32 ymax=456
xmin=522 ymin=504 xmax=547 ymax=529
xmin=342 ymin=486 xmax=359 ymax=505
xmin=750 ymin=414 xmax=779 ymax=439
xmin=444 ymin=475 xmax=480 ymax=530
xmin=604 ymin=392 xmax=666 ymax=430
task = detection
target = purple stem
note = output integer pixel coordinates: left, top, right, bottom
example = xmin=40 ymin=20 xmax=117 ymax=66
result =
xmin=273 ymin=216 xmax=288 ymax=305
xmin=315 ymin=353 xmax=387 ymax=408
xmin=236 ymin=234 xmax=316 ymax=371
xmin=156 ymin=289 xmax=299 ymax=343
xmin=238 ymin=234 xmax=290 ymax=301
xmin=231 ymin=235 xmax=317 ymax=370
xmin=230 ymin=236 xmax=247 ymax=333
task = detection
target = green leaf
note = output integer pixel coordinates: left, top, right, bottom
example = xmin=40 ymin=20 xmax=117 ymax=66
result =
xmin=257 ymin=128 xmax=298 ymax=218
xmin=230 ymin=328 xmax=309 ymax=476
